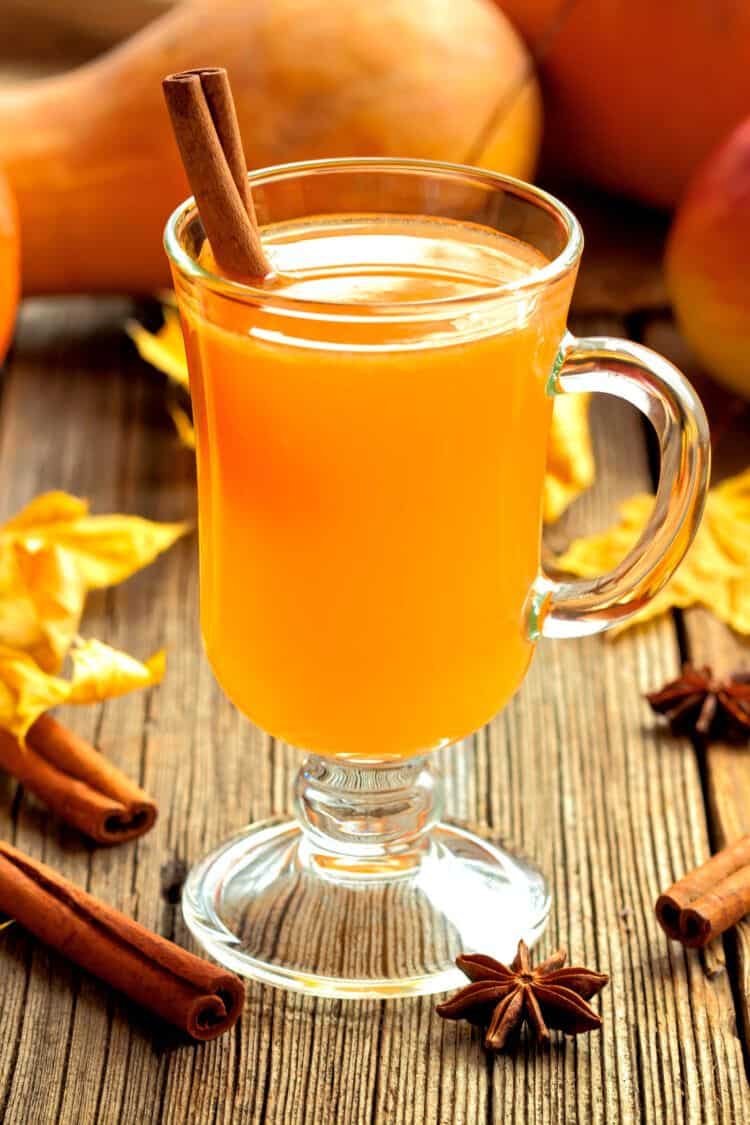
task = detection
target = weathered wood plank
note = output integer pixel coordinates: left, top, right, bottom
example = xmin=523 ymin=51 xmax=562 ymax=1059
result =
xmin=0 ymin=298 xmax=226 ymax=1125
xmin=471 ymin=315 xmax=747 ymax=1125
xmin=0 ymin=301 xmax=747 ymax=1124
xmin=643 ymin=317 xmax=750 ymax=1058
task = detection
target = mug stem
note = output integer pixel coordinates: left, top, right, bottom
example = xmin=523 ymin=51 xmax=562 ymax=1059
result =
xmin=182 ymin=735 xmax=550 ymax=995
xmin=294 ymin=755 xmax=443 ymax=872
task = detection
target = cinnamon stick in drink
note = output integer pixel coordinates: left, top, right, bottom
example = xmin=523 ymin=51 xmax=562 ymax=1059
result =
xmin=0 ymin=714 xmax=157 ymax=844
xmin=190 ymin=67 xmax=255 ymax=218
xmin=0 ymin=841 xmax=244 ymax=1040
xmin=655 ymin=835 xmax=750 ymax=941
xmin=162 ymin=67 xmax=271 ymax=280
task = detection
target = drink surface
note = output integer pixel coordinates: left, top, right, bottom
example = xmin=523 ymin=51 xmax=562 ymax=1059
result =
xmin=182 ymin=216 xmax=566 ymax=761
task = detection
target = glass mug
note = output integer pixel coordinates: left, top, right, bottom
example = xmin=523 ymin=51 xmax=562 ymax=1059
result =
xmin=165 ymin=159 xmax=709 ymax=998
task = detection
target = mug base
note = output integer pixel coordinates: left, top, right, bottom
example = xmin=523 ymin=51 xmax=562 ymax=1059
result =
xmin=182 ymin=818 xmax=551 ymax=999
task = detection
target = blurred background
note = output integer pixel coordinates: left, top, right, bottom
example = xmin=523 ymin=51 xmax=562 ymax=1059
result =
xmin=0 ymin=0 xmax=747 ymax=390
xmin=0 ymin=1 xmax=172 ymax=76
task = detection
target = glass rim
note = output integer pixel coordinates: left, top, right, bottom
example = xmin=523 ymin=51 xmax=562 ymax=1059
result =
xmin=163 ymin=157 xmax=583 ymax=319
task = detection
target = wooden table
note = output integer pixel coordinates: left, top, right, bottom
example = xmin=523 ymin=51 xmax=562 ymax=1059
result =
xmin=0 ymin=191 xmax=748 ymax=1124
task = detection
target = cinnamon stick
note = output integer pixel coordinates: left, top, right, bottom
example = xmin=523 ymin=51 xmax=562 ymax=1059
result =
xmin=0 ymin=714 xmax=157 ymax=845
xmin=162 ymin=68 xmax=271 ymax=280
xmin=680 ymin=865 xmax=750 ymax=947
xmin=0 ymin=841 xmax=244 ymax=1041
xmin=190 ymin=67 xmax=255 ymax=218
xmin=655 ymin=835 xmax=750 ymax=941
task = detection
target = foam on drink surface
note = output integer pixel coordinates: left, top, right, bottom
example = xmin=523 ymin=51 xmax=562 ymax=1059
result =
xmin=199 ymin=215 xmax=549 ymax=305
xmin=262 ymin=216 xmax=549 ymax=303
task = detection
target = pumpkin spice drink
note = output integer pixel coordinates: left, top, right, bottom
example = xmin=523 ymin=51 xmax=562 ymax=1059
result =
xmin=165 ymin=138 xmax=709 ymax=998
xmin=188 ymin=219 xmax=563 ymax=761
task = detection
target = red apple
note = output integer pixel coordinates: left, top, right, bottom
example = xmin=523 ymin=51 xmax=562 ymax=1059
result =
xmin=0 ymin=168 xmax=18 ymax=363
xmin=666 ymin=117 xmax=750 ymax=399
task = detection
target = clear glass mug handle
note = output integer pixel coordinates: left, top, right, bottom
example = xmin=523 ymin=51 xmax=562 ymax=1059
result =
xmin=529 ymin=332 xmax=711 ymax=640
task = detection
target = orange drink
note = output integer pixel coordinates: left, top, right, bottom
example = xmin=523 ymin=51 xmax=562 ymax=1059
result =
xmin=177 ymin=215 xmax=569 ymax=760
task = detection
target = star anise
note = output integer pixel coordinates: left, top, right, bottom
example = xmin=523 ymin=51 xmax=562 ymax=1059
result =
xmin=436 ymin=940 xmax=608 ymax=1051
xmin=646 ymin=664 xmax=750 ymax=742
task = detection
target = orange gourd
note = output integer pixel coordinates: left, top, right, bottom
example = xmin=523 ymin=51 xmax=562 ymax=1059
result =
xmin=0 ymin=0 xmax=541 ymax=295
xmin=496 ymin=0 xmax=750 ymax=208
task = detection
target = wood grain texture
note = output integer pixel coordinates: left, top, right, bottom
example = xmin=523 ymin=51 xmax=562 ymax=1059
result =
xmin=0 ymin=299 xmax=746 ymax=1124
xmin=644 ymin=316 xmax=750 ymax=1055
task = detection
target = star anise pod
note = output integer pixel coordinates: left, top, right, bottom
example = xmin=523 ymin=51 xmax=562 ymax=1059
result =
xmin=646 ymin=664 xmax=750 ymax=742
xmin=436 ymin=940 xmax=608 ymax=1051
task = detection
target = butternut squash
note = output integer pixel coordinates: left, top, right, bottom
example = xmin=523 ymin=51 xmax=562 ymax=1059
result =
xmin=0 ymin=0 xmax=541 ymax=295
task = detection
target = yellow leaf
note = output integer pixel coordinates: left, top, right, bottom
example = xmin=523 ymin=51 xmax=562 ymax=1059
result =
xmin=168 ymin=403 xmax=196 ymax=450
xmin=0 ymin=646 xmax=71 ymax=741
xmin=0 ymin=638 xmax=166 ymax=741
xmin=2 ymin=492 xmax=189 ymax=590
xmin=544 ymin=394 xmax=595 ymax=523
xmin=0 ymin=540 xmax=86 ymax=672
xmin=11 ymin=542 xmax=87 ymax=671
xmin=0 ymin=492 xmax=187 ymax=735
xmin=67 ymin=638 xmax=166 ymax=703
xmin=2 ymin=491 xmax=90 ymax=532
xmin=0 ymin=542 xmax=50 ymax=658
xmin=127 ymin=308 xmax=188 ymax=389
xmin=36 ymin=514 xmax=189 ymax=590
xmin=556 ymin=467 xmax=750 ymax=635
xmin=127 ymin=309 xmax=193 ymax=446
